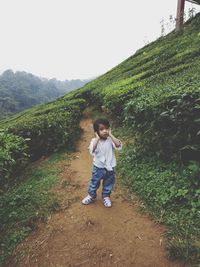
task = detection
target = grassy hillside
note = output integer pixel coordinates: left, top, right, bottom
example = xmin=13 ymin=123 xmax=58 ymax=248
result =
xmin=70 ymin=13 xmax=200 ymax=264
xmin=71 ymin=12 xmax=200 ymax=169
xmin=72 ymin=14 xmax=200 ymax=116
xmin=1 ymin=13 xmax=200 ymax=265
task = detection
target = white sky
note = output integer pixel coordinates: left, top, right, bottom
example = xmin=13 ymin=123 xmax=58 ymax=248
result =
xmin=0 ymin=0 xmax=199 ymax=80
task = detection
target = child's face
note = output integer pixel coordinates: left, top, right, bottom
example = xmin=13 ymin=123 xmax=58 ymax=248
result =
xmin=98 ymin=123 xmax=109 ymax=139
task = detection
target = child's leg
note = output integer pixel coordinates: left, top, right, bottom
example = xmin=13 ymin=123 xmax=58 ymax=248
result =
xmin=102 ymin=169 xmax=115 ymax=199
xmin=88 ymin=166 xmax=106 ymax=198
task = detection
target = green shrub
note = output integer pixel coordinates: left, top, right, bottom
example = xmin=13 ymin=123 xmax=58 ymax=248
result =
xmin=0 ymin=97 xmax=86 ymax=185
xmin=124 ymin=90 xmax=200 ymax=162
xmin=0 ymin=132 xmax=29 ymax=189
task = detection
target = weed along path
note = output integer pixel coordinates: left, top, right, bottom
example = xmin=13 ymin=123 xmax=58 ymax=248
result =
xmin=7 ymin=112 xmax=183 ymax=267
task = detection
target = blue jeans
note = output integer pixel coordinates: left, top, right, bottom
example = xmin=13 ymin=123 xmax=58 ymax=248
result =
xmin=88 ymin=165 xmax=115 ymax=199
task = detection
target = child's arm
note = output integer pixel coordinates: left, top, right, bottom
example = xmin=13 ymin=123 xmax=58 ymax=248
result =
xmin=109 ymin=129 xmax=122 ymax=149
xmin=88 ymin=133 xmax=100 ymax=155
xmin=92 ymin=133 xmax=100 ymax=153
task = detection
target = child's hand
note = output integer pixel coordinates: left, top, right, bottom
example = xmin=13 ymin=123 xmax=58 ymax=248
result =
xmin=108 ymin=128 xmax=112 ymax=136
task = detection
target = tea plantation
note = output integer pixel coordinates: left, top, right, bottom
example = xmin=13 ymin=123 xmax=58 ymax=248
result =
xmin=1 ymin=12 xmax=200 ymax=265
xmin=71 ymin=13 xmax=200 ymax=263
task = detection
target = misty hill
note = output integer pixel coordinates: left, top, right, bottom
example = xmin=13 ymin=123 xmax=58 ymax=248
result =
xmin=0 ymin=69 xmax=92 ymax=118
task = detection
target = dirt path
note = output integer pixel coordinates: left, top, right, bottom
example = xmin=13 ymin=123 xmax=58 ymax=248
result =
xmin=7 ymin=113 xmax=184 ymax=267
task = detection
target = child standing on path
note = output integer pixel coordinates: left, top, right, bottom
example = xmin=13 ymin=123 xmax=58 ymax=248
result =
xmin=82 ymin=118 xmax=122 ymax=208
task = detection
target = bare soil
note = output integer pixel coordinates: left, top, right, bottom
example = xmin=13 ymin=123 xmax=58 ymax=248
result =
xmin=6 ymin=112 xmax=184 ymax=267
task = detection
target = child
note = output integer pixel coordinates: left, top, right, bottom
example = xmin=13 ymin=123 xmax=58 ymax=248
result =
xmin=82 ymin=118 xmax=122 ymax=208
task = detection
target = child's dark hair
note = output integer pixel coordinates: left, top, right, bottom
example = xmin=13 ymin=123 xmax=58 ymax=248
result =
xmin=93 ymin=118 xmax=110 ymax=134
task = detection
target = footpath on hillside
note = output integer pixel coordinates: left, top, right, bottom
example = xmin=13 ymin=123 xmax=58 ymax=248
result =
xmin=6 ymin=111 xmax=184 ymax=267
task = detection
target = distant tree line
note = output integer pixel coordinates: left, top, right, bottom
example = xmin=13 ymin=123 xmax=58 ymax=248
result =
xmin=0 ymin=69 xmax=92 ymax=118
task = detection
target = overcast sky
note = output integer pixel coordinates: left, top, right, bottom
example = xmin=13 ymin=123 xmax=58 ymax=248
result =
xmin=0 ymin=0 xmax=199 ymax=80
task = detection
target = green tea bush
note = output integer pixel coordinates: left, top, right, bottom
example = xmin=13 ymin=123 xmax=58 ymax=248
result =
xmin=124 ymin=90 xmax=200 ymax=163
xmin=0 ymin=132 xmax=29 ymax=189
xmin=0 ymin=97 xmax=86 ymax=186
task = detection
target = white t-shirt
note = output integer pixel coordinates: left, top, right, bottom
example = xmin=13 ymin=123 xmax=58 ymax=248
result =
xmin=88 ymin=136 xmax=122 ymax=171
